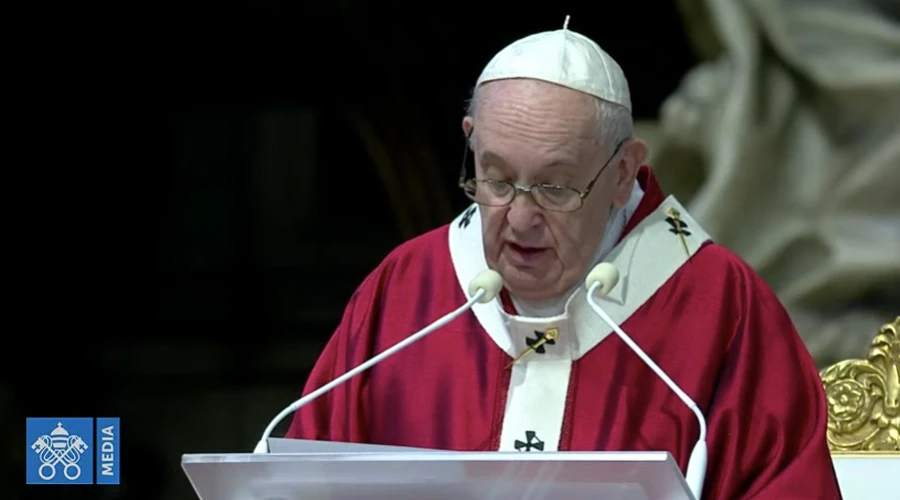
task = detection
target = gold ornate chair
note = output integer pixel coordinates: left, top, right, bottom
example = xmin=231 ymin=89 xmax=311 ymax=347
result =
xmin=819 ymin=316 xmax=900 ymax=498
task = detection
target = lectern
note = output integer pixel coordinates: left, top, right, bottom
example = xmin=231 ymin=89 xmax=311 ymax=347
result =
xmin=182 ymin=439 xmax=696 ymax=500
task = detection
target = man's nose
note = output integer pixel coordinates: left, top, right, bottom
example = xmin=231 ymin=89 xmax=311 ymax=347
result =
xmin=506 ymin=191 xmax=544 ymax=232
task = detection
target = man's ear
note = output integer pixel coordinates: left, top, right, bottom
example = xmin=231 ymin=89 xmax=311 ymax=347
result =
xmin=613 ymin=138 xmax=649 ymax=207
xmin=462 ymin=116 xmax=474 ymax=137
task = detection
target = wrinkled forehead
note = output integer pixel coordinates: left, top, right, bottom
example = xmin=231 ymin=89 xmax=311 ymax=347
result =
xmin=471 ymin=80 xmax=601 ymax=164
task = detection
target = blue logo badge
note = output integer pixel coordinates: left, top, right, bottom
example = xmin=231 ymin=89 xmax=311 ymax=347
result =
xmin=26 ymin=417 xmax=120 ymax=485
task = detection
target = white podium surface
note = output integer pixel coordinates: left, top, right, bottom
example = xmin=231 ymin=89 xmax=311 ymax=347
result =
xmin=182 ymin=441 xmax=695 ymax=500
xmin=832 ymin=455 xmax=900 ymax=500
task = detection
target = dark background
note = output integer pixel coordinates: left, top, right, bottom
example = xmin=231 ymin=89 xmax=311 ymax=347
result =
xmin=9 ymin=3 xmax=699 ymax=499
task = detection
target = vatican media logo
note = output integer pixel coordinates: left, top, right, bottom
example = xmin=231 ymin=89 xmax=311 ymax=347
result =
xmin=26 ymin=417 xmax=119 ymax=485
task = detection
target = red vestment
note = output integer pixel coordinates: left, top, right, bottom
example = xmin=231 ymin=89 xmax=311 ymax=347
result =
xmin=286 ymin=167 xmax=842 ymax=499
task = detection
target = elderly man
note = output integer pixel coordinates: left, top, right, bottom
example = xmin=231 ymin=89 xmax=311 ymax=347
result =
xmin=286 ymin=23 xmax=842 ymax=499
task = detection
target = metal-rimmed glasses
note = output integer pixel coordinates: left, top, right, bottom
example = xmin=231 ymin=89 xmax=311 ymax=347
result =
xmin=458 ymin=128 xmax=626 ymax=213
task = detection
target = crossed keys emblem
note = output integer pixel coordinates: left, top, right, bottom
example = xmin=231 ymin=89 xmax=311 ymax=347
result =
xmin=30 ymin=422 xmax=89 ymax=480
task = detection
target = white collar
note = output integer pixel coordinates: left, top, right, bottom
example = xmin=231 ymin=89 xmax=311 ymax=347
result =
xmin=447 ymin=193 xmax=710 ymax=361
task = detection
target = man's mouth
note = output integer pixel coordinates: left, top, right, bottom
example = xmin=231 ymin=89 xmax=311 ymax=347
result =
xmin=505 ymin=242 xmax=550 ymax=264
xmin=509 ymin=243 xmax=544 ymax=253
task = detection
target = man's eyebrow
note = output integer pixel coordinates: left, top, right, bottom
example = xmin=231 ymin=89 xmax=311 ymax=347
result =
xmin=478 ymin=150 xmax=507 ymax=166
xmin=479 ymin=150 xmax=577 ymax=169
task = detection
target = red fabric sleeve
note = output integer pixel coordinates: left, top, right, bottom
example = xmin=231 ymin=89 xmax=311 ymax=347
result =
xmin=703 ymin=261 xmax=842 ymax=499
xmin=283 ymin=275 xmax=381 ymax=444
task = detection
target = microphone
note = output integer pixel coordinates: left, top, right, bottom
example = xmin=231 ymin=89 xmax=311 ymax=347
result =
xmin=585 ymin=263 xmax=708 ymax=500
xmin=252 ymin=269 xmax=504 ymax=454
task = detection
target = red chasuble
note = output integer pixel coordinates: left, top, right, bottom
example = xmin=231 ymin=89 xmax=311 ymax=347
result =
xmin=286 ymin=167 xmax=842 ymax=499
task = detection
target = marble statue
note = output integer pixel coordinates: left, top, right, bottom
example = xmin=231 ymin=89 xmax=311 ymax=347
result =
xmin=646 ymin=0 xmax=900 ymax=365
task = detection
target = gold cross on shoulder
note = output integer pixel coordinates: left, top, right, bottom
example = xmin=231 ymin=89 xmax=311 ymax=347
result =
xmin=665 ymin=207 xmax=691 ymax=257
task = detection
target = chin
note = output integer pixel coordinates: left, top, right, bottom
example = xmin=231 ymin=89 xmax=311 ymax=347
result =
xmin=505 ymin=280 xmax=562 ymax=302
xmin=499 ymin=262 xmax=563 ymax=300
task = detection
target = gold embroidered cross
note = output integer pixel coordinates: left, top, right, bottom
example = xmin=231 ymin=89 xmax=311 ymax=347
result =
xmin=665 ymin=207 xmax=691 ymax=257
xmin=509 ymin=327 xmax=560 ymax=367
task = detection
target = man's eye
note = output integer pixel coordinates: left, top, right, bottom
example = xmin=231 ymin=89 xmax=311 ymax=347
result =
xmin=485 ymin=180 xmax=511 ymax=190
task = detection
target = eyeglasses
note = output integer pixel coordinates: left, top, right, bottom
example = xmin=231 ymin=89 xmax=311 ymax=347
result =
xmin=458 ymin=128 xmax=626 ymax=213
